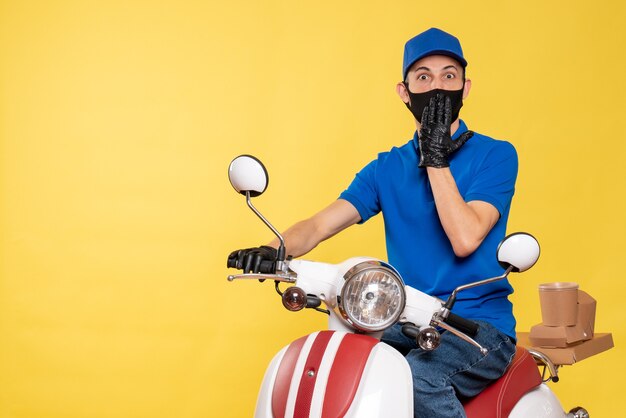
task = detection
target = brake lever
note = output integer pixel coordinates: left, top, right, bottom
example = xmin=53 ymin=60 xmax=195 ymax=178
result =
xmin=431 ymin=318 xmax=488 ymax=355
xmin=227 ymin=273 xmax=296 ymax=283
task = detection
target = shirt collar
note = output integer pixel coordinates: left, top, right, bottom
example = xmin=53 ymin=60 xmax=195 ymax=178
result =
xmin=412 ymin=119 xmax=469 ymax=150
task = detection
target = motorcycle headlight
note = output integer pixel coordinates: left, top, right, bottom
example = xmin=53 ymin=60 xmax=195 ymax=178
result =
xmin=338 ymin=261 xmax=406 ymax=332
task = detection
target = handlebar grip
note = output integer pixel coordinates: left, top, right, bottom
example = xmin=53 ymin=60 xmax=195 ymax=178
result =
xmin=444 ymin=313 xmax=479 ymax=337
xmin=226 ymin=255 xmax=275 ymax=274
xmin=258 ymin=260 xmax=276 ymax=274
xmin=401 ymin=323 xmax=420 ymax=340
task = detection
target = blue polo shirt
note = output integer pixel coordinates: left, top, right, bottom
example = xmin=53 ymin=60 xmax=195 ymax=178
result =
xmin=339 ymin=120 xmax=518 ymax=339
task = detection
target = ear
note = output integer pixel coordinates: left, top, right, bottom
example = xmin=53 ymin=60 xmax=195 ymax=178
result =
xmin=462 ymin=78 xmax=472 ymax=100
xmin=396 ymin=82 xmax=410 ymax=104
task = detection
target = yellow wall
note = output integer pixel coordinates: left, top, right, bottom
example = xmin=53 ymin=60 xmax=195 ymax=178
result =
xmin=1 ymin=1 xmax=624 ymax=417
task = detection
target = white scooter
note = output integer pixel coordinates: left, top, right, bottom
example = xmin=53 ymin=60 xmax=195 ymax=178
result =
xmin=226 ymin=155 xmax=590 ymax=418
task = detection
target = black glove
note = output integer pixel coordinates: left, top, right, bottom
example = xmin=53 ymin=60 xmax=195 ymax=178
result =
xmin=418 ymin=93 xmax=474 ymax=168
xmin=227 ymin=245 xmax=278 ymax=273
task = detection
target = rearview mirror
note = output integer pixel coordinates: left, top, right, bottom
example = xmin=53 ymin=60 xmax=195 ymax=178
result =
xmin=497 ymin=233 xmax=540 ymax=273
xmin=228 ymin=155 xmax=269 ymax=197
xmin=446 ymin=232 xmax=540 ymax=312
xmin=227 ymin=154 xmax=287 ymax=267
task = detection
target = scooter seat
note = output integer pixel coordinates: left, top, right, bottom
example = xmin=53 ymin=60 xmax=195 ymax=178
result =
xmin=463 ymin=346 xmax=542 ymax=418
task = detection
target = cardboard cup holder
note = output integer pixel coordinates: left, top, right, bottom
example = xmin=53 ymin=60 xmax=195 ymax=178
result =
xmin=529 ymin=283 xmax=597 ymax=348
xmin=524 ymin=283 xmax=612 ymax=364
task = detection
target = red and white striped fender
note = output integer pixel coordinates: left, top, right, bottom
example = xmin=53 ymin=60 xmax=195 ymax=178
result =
xmin=254 ymin=331 xmax=413 ymax=418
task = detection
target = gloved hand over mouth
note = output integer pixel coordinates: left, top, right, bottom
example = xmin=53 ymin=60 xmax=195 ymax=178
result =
xmin=418 ymin=93 xmax=474 ymax=168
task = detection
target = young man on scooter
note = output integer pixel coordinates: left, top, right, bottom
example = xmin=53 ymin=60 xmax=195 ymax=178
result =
xmin=229 ymin=28 xmax=518 ymax=418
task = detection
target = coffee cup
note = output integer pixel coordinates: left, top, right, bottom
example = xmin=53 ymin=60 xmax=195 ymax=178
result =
xmin=538 ymin=282 xmax=579 ymax=326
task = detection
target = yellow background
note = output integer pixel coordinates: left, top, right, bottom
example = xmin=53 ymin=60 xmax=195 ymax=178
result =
xmin=1 ymin=1 xmax=624 ymax=417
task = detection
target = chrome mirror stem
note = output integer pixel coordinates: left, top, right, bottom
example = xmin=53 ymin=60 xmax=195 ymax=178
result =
xmin=443 ymin=265 xmax=514 ymax=311
xmin=246 ymin=191 xmax=286 ymax=269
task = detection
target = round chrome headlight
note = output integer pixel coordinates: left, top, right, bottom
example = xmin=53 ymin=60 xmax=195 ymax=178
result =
xmin=337 ymin=261 xmax=406 ymax=332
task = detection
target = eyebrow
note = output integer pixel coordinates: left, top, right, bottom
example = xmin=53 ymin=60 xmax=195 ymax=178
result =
xmin=414 ymin=65 xmax=459 ymax=73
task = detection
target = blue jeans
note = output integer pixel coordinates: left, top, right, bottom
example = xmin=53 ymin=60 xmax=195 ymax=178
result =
xmin=381 ymin=321 xmax=516 ymax=418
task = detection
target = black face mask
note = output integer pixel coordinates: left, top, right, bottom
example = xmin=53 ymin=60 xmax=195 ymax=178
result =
xmin=403 ymin=83 xmax=464 ymax=124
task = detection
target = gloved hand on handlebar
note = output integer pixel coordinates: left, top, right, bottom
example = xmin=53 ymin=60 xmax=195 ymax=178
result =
xmin=227 ymin=245 xmax=278 ymax=274
xmin=418 ymin=93 xmax=473 ymax=168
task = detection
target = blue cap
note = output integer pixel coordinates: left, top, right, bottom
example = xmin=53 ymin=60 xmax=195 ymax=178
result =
xmin=402 ymin=28 xmax=467 ymax=80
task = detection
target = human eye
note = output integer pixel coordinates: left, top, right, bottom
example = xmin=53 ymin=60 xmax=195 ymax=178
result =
xmin=444 ymin=73 xmax=455 ymax=79
xmin=417 ymin=73 xmax=429 ymax=81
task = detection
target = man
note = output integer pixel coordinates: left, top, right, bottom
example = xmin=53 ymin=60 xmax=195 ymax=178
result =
xmin=229 ymin=28 xmax=518 ymax=417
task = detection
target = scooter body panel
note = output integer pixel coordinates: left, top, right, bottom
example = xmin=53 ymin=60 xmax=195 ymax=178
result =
xmin=508 ymin=383 xmax=567 ymax=418
xmin=342 ymin=342 xmax=413 ymax=418
xmin=255 ymin=345 xmax=288 ymax=418
xmin=254 ymin=331 xmax=413 ymax=418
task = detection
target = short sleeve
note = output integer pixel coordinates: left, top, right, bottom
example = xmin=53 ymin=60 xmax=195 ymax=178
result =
xmin=464 ymin=141 xmax=518 ymax=215
xmin=338 ymin=159 xmax=381 ymax=224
